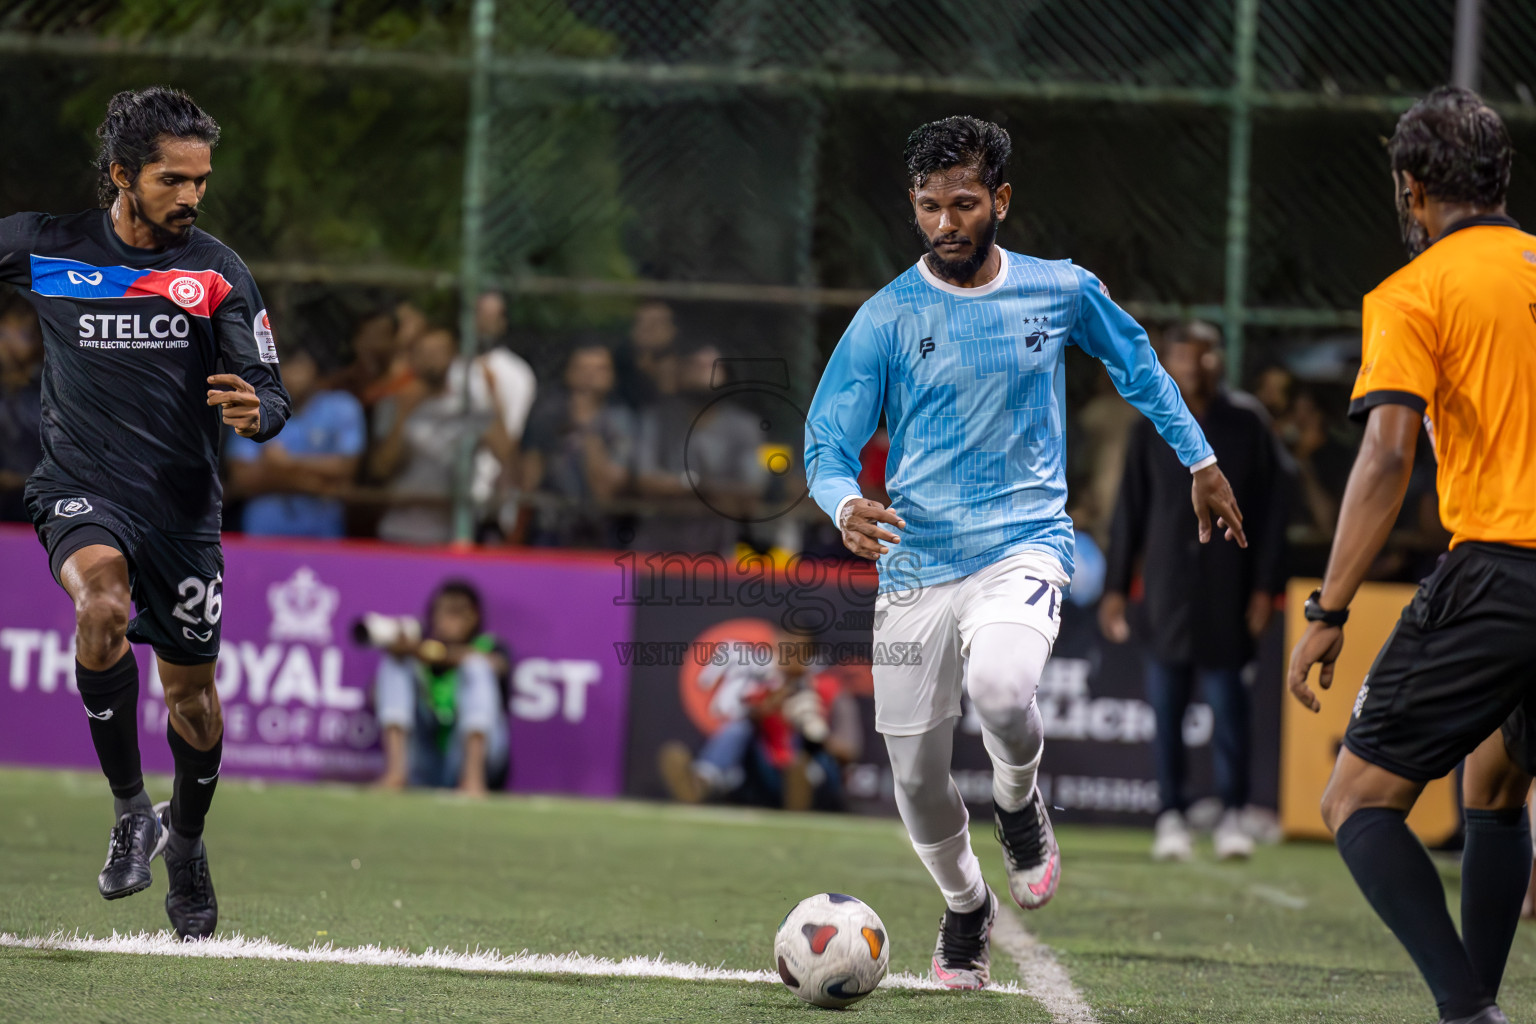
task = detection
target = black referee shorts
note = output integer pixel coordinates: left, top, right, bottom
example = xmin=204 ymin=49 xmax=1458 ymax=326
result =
xmin=27 ymin=482 xmax=223 ymax=666
xmin=1344 ymin=541 xmax=1536 ymax=781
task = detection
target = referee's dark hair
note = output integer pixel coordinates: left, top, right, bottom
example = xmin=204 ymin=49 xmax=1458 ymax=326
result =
xmin=94 ymin=87 xmax=221 ymax=206
xmin=904 ymin=116 xmax=1012 ymax=194
xmin=1387 ymin=86 xmax=1512 ymax=208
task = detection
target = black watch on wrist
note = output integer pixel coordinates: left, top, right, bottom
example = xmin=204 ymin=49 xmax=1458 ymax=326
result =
xmin=1303 ymin=588 xmax=1349 ymax=627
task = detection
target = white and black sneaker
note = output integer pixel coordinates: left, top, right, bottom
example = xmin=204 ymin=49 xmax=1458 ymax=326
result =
xmin=995 ymin=789 xmax=1061 ymax=909
xmin=930 ymin=887 xmax=998 ymax=990
xmin=97 ymin=809 xmax=167 ymax=900
xmin=157 ymin=801 xmax=218 ymax=941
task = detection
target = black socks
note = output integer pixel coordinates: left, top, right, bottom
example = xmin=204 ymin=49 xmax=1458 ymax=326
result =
xmin=1460 ymin=806 xmax=1533 ymax=999
xmin=76 ymin=652 xmax=144 ymax=803
xmin=1335 ymin=807 xmax=1490 ymax=1019
xmin=77 ymin=650 xmax=225 ymax=847
xmin=167 ymin=722 xmax=222 ymax=844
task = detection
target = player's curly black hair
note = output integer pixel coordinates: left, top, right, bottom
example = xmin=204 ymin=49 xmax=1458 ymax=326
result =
xmin=1387 ymin=86 xmax=1511 ymax=207
xmin=94 ymin=87 xmax=221 ymax=206
xmin=903 ymin=116 xmax=1012 ymax=193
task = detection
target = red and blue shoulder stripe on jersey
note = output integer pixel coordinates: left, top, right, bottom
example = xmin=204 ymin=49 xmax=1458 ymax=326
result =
xmin=29 ymin=255 xmax=233 ymax=318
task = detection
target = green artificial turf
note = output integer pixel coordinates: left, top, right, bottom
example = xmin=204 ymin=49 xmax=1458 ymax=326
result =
xmin=0 ymin=767 xmax=1530 ymax=1022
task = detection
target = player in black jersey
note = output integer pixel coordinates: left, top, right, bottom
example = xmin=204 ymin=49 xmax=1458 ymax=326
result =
xmin=0 ymin=88 xmax=290 ymax=940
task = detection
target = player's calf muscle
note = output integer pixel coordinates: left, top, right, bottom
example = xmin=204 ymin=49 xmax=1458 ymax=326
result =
xmin=162 ymin=665 xmax=222 ymax=749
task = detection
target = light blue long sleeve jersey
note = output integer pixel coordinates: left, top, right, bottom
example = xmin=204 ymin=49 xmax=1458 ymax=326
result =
xmin=805 ymin=247 xmax=1215 ymax=594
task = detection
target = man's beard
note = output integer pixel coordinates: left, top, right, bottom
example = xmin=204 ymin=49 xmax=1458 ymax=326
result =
xmin=918 ymin=211 xmax=999 ymax=284
xmin=1396 ymin=190 xmax=1430 ymax=259
xmin=125 ymin=188 xmax=198 ymax=245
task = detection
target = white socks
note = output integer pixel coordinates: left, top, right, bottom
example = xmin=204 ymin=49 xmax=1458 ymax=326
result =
xmin=911 ymin=818 xmax=988 ymax=913
xmin=984 ymin=728 xmax=1043 ymax=813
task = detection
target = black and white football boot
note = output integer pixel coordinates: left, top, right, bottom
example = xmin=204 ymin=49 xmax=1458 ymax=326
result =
xmin=97 ymin=807 xmax=167 ymax=900
xmin=156 ymin=801 xmax=218 ymax=941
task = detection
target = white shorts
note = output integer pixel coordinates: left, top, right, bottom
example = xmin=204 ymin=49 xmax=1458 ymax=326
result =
xmin=871 ymin=549 xmax=1069 ymax=736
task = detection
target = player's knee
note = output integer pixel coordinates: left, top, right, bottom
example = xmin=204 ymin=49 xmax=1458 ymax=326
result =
xmin=1320 ymin=784 xmax=1367 ymax=834
xmin=968 ymin=663 xmax=1037 ymax=729
xmin=74 ymin=586 xmax=130 ymax=658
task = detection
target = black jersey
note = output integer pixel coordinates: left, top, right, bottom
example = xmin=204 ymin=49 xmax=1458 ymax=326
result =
xmin=0 ymin=209 xmax=289 ymax=540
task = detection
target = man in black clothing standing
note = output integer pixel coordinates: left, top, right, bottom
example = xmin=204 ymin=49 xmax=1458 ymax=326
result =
xmin=0 ymin=87 xmax=290 ymax=939
xmin=1101 ymin=322 xmax=1286 ymax=861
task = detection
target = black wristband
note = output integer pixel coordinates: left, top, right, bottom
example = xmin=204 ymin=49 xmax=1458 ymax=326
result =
xmin=1303 ymin=588 xmax=1349 ymax=627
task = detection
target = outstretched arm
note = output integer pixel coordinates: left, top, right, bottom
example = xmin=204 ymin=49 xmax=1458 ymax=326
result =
xmin=1069 ymin=267 xmax=1245 ymax=546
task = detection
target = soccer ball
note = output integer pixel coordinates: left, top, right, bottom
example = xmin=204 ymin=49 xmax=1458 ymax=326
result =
xmin=773 ymin=893 xmax=890 ymax=1008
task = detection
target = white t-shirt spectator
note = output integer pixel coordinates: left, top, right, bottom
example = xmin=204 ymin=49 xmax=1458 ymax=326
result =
xmin=451 ymin=347 xmax=537 ymax=504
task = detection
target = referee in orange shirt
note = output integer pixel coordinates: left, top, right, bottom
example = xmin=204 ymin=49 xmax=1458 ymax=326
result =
xmin=1288 ymin=87 xmax=1534 ymax=1024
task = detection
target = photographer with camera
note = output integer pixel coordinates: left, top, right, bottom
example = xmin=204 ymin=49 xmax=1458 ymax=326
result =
xmin=659 ymin=639 xmax=862 ymax=812
xmin=358 ymin=580 xmax=510 ymax=796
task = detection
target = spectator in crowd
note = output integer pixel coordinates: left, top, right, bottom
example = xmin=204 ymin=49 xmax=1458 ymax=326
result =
xmin=455 ymin=291 xmax=537 ymax=534
xmin=370 ymin=326 xmax=501 ymax=544
xmin=632 ymin=344 xmax=768 ymax=555
xmin=1281 ymin=388 xmax=1355 ymax=537
xmin=329 ymin=308 xmax=400 ymax=408
xmin=658 ymin=646 xmax=863 ymax=811
xmin=1250 ymin=363 xmax=1293 ymax=422
xmin=0 ymin=298 xmax=42 ymax=522
xmin=372 ymin=579 xmax=510 ymax=795
xmin=1100 ymin=321 xmax=1287 ymax=863
xmin=343 ymin=299 xmax=434 ymax=412
xmin=520 ymin=342 xmax=632 ymax=546
xmin=394 ymin=299 xmax=431 ymax=351
xmin=615 ymin=300 xmax=679 ymax=409
xmin=226 ymin=347 xmax=365 ymax=538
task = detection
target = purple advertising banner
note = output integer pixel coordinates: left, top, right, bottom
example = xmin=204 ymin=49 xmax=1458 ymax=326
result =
xmin=0 ymin=527 xmax=634 ymax=795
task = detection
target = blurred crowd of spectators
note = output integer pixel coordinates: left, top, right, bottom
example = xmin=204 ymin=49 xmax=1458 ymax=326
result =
xmin=0 ymin=289 xmax=1447 ymax=584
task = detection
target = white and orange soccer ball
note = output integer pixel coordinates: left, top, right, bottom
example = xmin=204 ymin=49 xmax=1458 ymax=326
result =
xmin=773 ymin=893 xmax=890 ymax=1008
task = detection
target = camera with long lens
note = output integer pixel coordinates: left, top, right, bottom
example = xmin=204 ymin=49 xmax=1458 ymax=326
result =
xmin=351 ymin=613 xmax=422 ymax=649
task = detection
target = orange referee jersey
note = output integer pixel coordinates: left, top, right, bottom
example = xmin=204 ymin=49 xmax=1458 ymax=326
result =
xmin=1350 ymin=215 xmax=1536 ymax=549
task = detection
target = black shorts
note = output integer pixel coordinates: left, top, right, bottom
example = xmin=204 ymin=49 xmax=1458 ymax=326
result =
xmin=1344 ymin=542 xmax=1536 ymax=781
xmin=28 ymin=484 xmax=223 ymax=666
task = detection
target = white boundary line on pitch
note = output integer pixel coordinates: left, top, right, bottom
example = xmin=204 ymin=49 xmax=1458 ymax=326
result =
xmin=993 ymin=907 xmax=1100 ymax=1024
xmin=0 ymin=931 xmax=1031 ymax=997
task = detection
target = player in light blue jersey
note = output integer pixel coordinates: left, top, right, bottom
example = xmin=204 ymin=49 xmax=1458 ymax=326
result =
xmin=804 ymin=116 xmax=1247 ymax=989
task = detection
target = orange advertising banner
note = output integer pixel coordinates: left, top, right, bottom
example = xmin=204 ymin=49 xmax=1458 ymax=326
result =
xmin=1280 ymin=578 xmax=1460 ymax=844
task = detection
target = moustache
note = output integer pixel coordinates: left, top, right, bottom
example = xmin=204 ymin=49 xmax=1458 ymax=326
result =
xmin=169 ymin=207 xmax=199 ymax=223
xmin=931 ymin=232 xmax=972 ymax=249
